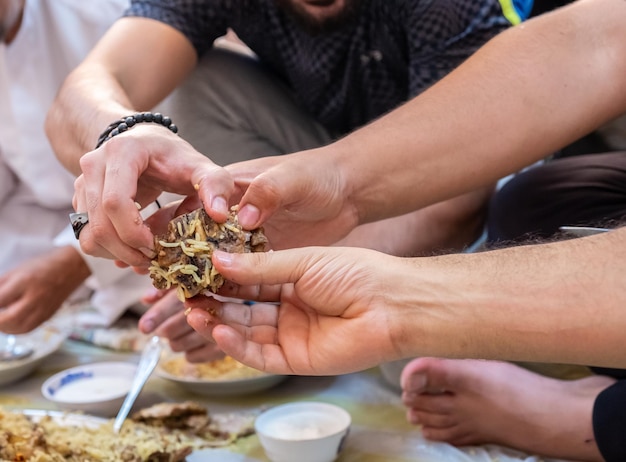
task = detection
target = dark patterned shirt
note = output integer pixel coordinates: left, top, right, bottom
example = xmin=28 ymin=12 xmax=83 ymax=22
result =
xmin=126 ymin=0 xmax=531 ymax=135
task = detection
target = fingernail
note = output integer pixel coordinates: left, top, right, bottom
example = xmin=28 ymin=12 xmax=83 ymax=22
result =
xmin=238 ymin=204 xmax=260 ymax=228
xmin=211 ymin=196 xmax=228 ymax=215
xmin=140 ymin=247 xmax=156 ymax=258
xmin=142 ymin=319 xmax=155 ymax=333
xmin=213 ymin=250 xmax=233 ymax=267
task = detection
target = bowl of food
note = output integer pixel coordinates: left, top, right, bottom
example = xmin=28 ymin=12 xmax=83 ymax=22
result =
xmin=254 ymin=402 xmax=351 ymax=462
xmin=156 ymin=352 xmax=287 ymax=397
xmin=41 ymin=361 xmax=136 ymax=416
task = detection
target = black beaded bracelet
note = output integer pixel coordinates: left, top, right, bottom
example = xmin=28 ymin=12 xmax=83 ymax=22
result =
xmin=95 ymin=112 xmax=178 ymax=149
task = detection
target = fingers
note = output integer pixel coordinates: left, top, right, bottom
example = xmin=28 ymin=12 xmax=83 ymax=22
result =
xmin=141 ymin=291 xmax=224 ymax=358
xmin=0 ymin=300 xmax=52 ymax=334
xmin=235 ymin=159 xmax=300 ymax=230
xmin=191 ymin=163 xmax=235 ymax=223
xmin=226 ymin=155 xmax=284 ymax=204
xmin=73 ymin=126 xmax=237 ymax=265
xmin=76 ymin=150 xmax=154 ymax=266
xmin=187 ymin=310 xmax=288 ymax=374
xmin=138 ymin=291 xmax=184 ymax=334
xmin=185 ymin=301 xmax=290 ymax=374
xmin=184 ymin=343 xmax=225 ymax=363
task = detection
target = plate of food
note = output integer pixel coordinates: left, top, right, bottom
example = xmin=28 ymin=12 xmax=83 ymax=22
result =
xmin=0 ymin=401 xmax=257 ymax=461
xmin=157 ymin=351 xmax=288 ymax=397
xmin=0 ymin=324 xmax=67 ymax=386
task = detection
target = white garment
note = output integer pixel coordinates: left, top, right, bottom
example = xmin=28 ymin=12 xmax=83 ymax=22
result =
xmin=0 ymin=0 xmax=156 ymax=326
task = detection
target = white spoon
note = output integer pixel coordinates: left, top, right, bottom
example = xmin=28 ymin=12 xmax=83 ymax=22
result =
xmin=113 ymin=335 xmax=162 ymax=433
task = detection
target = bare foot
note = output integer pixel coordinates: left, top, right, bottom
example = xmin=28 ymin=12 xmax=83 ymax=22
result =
xmin=400 ymin=357 xmax=615 ymax=462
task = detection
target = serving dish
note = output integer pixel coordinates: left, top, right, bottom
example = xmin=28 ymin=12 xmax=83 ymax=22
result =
xmin=156 ymin=351 xmax=288 ymax=397
xmin=0 ymin=325 xmax=67 ymax=386
xmin=4 ymin=408 xmax=250 ymax=461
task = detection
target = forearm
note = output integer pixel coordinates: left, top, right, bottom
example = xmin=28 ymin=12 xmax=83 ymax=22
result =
xmin=392 ymin=228 xmax=626 ymax=367
xmin=334 ymin=0 xmax=626 ymax=223
xmin=336 ymin=187 xmax=490 ymax=256
xmin=46 ymin=65 xmax=133 ymax=176
xmin=46 ymin=18 xmax=197 ymax=176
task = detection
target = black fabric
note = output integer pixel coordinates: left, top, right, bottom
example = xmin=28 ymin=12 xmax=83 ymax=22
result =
xmin=488 ymin=152 xmax=626 ymax=243
xmin=124 ymin=0 xmax=521 ymax=135
xmin=593 ymin=381 xmax=626 ymax=462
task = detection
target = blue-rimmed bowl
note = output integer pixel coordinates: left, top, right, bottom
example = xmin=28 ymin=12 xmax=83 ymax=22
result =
xmin=41 ymin=361 xmax=136 ymax=416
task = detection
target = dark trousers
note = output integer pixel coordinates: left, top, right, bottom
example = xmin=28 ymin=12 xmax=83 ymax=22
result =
xmin=487 ymin=151 xmax=626 ymax=462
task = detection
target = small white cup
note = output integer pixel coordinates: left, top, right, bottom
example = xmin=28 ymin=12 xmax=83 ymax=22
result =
xmin=255 ymin=402 xmax=351 ymax=462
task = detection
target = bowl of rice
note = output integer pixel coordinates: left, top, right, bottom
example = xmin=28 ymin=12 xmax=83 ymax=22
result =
xmin=156 ymin=352 xmax=288 ymax=397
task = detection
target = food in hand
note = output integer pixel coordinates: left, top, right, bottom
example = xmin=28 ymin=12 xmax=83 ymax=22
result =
xmin=149 ymin=207 xmax=268 ymax=301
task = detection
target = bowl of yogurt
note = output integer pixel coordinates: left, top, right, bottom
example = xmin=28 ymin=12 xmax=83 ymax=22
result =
xmin=41 ymin=361 xmax=136 ymax=417
xmin=254 ymin=402 xmax=351 ymax=462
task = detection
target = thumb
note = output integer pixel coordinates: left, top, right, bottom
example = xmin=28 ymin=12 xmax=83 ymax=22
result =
xmin=212 ymin=248 xmax=319 ymax=286
xmin=236 ymin=160 xmax=305 ymax=229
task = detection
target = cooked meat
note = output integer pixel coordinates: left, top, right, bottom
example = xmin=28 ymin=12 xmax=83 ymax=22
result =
xmin=131 ymin=401 xmax=211 ymax=433
xmin=149 ymin=207 xmax=268 ymax=301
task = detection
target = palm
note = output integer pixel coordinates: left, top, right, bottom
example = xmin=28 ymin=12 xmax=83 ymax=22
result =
xmin=187 ymin=248 xmax=397 ymax=375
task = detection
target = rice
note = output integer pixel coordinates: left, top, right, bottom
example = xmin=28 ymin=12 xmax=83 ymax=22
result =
xmin=0 ymin=405 xmax=243 ymax=462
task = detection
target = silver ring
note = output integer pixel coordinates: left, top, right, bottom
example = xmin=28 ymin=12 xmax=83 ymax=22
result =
xmin=69 ymin=212 xmax=89 ymax=240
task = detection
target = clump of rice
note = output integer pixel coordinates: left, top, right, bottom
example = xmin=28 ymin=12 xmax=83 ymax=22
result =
xmin=161 ymin=355 xmax=266 ymax=381
xmin=149 ymin=207 xmax=268 ymax=302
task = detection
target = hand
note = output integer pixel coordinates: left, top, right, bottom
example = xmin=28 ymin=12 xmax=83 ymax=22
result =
xmin=227 ymin=149 xmax=360 ymax=249
xmin=139 ymin=288 xmax=225 ymax=363
xmin=185 ymin=247 xmax=409 ymax=375
xmin=73 ymin=124 xmax=235 ymax=267
xmin=0 ymin=246 xmax=90 ymax=334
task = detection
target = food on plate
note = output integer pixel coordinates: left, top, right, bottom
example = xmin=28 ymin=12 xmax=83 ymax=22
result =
xmin=160 ymin=355 xmax=266 ymax=381
xmin=0 ymin=402 xmax=256 ymax=462
xmin=149 ymin=207 xmax=268 ymax=301
xmin=132 ymin=401 xmax=256 ymax=441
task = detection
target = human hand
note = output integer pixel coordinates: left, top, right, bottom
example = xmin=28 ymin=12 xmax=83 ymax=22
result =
xmin=227 ymin=149 xmax=359 ymax=249
xmin=139 ymin=288 xmax=225 ymax=363
xmin=0 ymin=246 xmax=90 ymax=334
xmin=73 ymin=124 xmax=235 ymax=267
xmin=185 ymin=247 xmax=410 ymax=375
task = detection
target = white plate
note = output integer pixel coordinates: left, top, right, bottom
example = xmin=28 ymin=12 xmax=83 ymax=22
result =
xmin=22 ymin=408 xmax=107 ymax=427
xmin=0 ymin=325 xmax=67 ymax=386
xmin=15 ymin=409 xmax=259 ymax=460
xmin=156 ymin=352 xmax=288 ymax=397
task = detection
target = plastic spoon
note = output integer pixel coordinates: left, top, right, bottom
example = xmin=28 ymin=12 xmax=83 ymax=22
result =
xmin=113 ymin=335 xmax=162 ymax=433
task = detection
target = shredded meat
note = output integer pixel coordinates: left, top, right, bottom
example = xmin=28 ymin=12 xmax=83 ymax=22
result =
xmin=149 ymin=208 xmax=268 ymax=300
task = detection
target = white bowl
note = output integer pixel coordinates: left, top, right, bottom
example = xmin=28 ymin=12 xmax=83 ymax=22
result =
xmin=254 ymin=402 xmax=351 ymax=462
xmin=41 ymin=361 xmax=137 ymax=416
xmin=156 ymin=351 xmax=288 ymax=397
xmin=0 ymin=326 xmax=67 ymax=387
